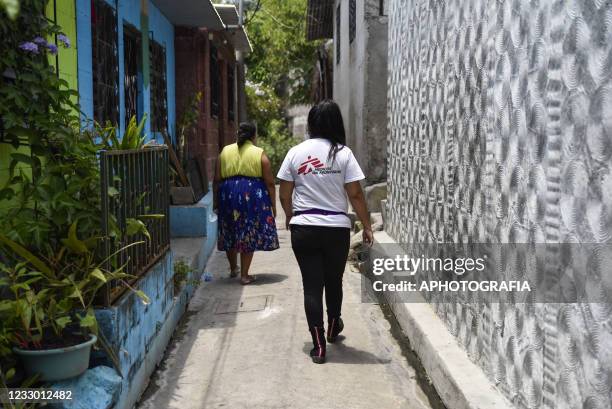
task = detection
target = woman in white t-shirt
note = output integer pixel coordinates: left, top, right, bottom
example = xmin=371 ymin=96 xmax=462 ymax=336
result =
xmin=278 ymin=100 xmax=373 ymax=364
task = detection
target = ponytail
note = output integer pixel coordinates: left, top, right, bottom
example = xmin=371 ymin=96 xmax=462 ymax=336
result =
xmin=237 ymin=122 xmax=256 ymax=147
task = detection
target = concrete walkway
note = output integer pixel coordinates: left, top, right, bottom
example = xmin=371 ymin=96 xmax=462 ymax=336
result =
xmin=138 ymin=207 xmax=436 ymax=409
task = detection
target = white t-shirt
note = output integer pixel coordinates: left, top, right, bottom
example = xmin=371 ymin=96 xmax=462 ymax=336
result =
xmin=277 ymin=138 xmax=365 ymax=228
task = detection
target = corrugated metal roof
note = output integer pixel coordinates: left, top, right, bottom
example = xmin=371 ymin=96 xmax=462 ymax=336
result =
xmin=151 ymin=0 xmax=224 ymax=29
xmin=306 ymin=0 xmax=334 ymax=40
xmin=215 ymin=4 xmax=240 ymax=25
xmin=214 ymin=4 xmax=252 ymax=53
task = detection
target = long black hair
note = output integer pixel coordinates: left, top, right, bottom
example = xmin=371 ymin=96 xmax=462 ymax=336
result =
xmin=237 ymin=122 xmax=256 ymax=147
xmin=307 ymin=99 xmax=346 ymax=163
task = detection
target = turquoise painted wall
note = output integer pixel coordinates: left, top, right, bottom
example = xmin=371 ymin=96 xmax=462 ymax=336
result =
xmin=76 ymin=0 xmax=176 ymax=142
xmin=149 ymin=1 xmax=176 ymax=144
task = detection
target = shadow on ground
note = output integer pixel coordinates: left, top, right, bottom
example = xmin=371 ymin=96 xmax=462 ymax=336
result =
xmin=207 ymin=273 xmax=288 ymax=287
xmin=301 ymin=339 xmax=392 ymax=365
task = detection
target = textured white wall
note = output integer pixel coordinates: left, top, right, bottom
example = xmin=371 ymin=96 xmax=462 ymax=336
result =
xmin=387 ymin=0 xmax=612 ymax=408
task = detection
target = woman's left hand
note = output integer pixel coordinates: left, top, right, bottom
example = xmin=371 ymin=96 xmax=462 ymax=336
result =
xmin=363 ymin=228 xmax=374 ymax=247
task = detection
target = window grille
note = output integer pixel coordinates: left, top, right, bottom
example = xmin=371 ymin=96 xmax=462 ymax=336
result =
xmin=92 ymin=0 xmax=119 ymax=126
xmin=227 ymin=65 xmax=235 ymax=122
xmin=336 ymin=5 xmax=341 ymax=64
xmin=349 ymin=0 xmax=356 ymax=44
xmin=100 ymin=147 xmax=170 ymax=305
xmin=210 ymin=43 xmax=220 ymax=118
xmin=123 ymin=24 xmax=141 ymax=128
xmin=150 ymin=40 xmax=168 ymax=132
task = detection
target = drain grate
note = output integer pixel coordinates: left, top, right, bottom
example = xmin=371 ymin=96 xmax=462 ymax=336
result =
xmin=214 ymin=295 xmax=272 ymax=314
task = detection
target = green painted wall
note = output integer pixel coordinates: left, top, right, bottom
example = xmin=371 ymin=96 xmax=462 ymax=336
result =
xmin=47 ymin=0 xmax=79 ymax=102
xmin=0 ymin=0 xmax=78 ymax=209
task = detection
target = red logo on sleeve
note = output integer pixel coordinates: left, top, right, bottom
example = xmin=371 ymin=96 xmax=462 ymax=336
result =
xmin=297 ymin=156 xmax=325 ymax=175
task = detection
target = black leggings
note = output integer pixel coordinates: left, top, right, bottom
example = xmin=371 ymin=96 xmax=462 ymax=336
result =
xmin=290 ymin=224 xmax=351 ymax=329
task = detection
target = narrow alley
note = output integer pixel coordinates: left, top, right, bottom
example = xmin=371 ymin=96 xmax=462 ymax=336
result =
xmin=2 ymin=1 xmax=611 ymax=409
xmin=137 ymin=199 xmax=438 ymax=409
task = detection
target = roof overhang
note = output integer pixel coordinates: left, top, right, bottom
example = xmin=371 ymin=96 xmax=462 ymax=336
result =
xmin=151 ymin=0 xmax=224 ymax=30
xmin=214 ymin=4 xmax=252 ymax=53
xmin=306 ymin=0 xmax=333 ymax=40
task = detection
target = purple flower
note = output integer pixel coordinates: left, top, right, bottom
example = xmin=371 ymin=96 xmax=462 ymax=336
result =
xmin=46 ymin=43 xmax=58 ymax=55
xmin=19 ymin=42 xmax=39 ymax=54
xmin=33 ymin=36 xmax=47 ymax=45
xmin=57 ymin=34 xmax=71 ymax=48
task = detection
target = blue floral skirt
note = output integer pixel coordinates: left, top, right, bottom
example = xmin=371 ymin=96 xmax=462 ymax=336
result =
xmin=217 ymin=176 xmax=280 ymax=253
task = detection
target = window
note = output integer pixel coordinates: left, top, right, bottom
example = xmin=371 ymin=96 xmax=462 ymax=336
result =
xmin=335 ymin=5 xmax=341 ymax=64
xmin=150 ymin=40 xmax=168 ymax=133
xmin=123 ymin=24 xmax=141 ymax=128
xmin=227 ymin=65 xmax=235 ymax=122
xmin=92 ymin=0 xmax=119 ymax=126
xmin=349 ymin=0 xmax=356 ymax=44
xmin=380 ymin=0 xmax=387 ymax=16
xmin=210 ymin=43 xmax=220 ymax=118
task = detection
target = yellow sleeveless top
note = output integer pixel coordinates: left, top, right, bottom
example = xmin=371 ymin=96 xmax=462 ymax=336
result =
xmin=219 ymin=141 xmax=264 ymax=179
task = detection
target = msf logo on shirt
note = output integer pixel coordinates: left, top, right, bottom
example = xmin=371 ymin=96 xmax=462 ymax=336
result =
xmin=297 ymin=156 xmax=341 ymax=176
xmin=297 ymin=156 xmax=325 ymax=175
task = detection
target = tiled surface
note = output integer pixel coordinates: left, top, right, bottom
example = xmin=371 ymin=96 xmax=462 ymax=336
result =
xmin=387 ymin=1 xmax=612 ymax=408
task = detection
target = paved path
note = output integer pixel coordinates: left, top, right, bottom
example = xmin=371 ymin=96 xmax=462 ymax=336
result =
xmin=138 ymin=202 xmax=435 ymax=409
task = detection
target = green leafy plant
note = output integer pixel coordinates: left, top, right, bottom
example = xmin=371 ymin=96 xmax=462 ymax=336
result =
xmin=173 ymin=260 xmax=192 ymax=296
xmin=0 ymin=0 xmax=19 ymax=20
xmin=172 ymin=260 xmax=193 ymax=295
xmin=121 ymin=114 xmax=147 ymax=150
xmin=99 ymin=115 xmax=148 ymax=151
xmin=0 ymin=224 xmax=149 ymax=350
xmin=1 ymin=0 xmax=79 ymax=157
xmin=256 ymin=119 xmax=300 ymax=176
xmin=243 ymin=0 xmax=320 ymax=155
xmin=245 ymin=0 xmax=321 ymax=105
xmin=0 ymin=1 xmax=159 ymax=385
xmin=0 ymin=367 xmax=38 ymax=409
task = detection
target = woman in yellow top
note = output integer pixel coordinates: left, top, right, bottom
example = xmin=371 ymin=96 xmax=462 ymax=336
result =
xmin=213 ymin=123 xmax=279 ymax=284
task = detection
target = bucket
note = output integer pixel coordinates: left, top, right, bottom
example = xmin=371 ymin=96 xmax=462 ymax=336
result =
xmin=13 ymin=334 xmax=97 ymax=382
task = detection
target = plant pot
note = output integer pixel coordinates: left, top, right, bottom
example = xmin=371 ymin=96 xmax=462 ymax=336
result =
xmin=13 ymin=334 xmax=97 ymax=382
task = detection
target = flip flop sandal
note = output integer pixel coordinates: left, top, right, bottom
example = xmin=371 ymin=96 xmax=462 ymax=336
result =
xmin=230 ymin=267 xmax=240 ymax=278
xmin=240 ymin=276 xmax=257 ymax=285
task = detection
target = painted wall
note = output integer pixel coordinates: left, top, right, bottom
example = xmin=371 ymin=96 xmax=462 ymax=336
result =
xmin=94 ymin=252 xmax=174 ymax=409
xmin=175 ymin=28 xmax=237 ymax=180
xmin=149 ymin=2 xmax=176 ymax=143
xmin=92 ymin=194 xmax=217 ymax=409
xmin=47 ymin=0 xmax=79 ymax=99
xmin=333 ymin=0 xmax=387 ymax=184
xmin=387 ymin=0 xmax=612 ymax=408
xmin=75 ymin=0 xmax=175 ymax=141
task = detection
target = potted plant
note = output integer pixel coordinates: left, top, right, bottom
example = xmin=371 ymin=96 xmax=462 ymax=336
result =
xmin=0 ymin=223 xmax=149 ymax=382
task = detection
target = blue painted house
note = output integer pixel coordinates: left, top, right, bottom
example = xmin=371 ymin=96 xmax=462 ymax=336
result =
xmin=46 ymin=2 xmax=250 ymax=409
xmin=75 ymin=0 xmax=240 ymax=140
xmin=75 ymin=0 xmax=180 ymax=142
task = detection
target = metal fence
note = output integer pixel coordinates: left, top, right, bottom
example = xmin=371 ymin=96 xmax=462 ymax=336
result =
xmin=99 ymin=146 xmax=170 ymax=305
